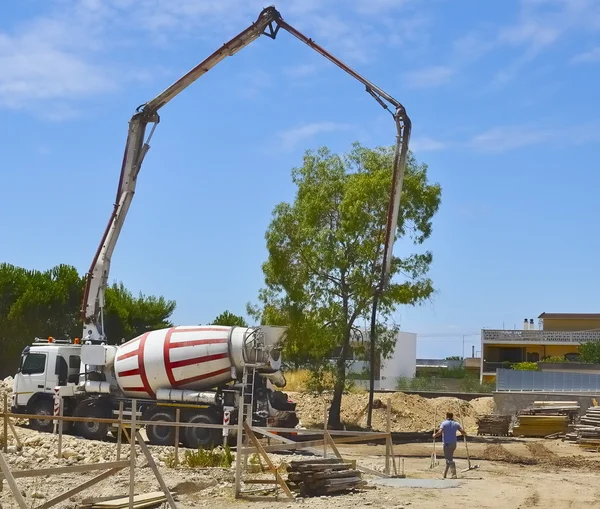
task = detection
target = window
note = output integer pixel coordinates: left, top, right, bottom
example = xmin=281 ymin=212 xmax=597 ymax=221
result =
xmin=21 ymin=353 xmax=47 ymax=375
xmin=69 ymin=355 xmax=81 ymax=370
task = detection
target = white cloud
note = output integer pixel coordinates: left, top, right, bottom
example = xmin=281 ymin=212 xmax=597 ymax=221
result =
xmin=277 ymin=121 xmax=353 ymax=150
xmin=409 ymin=137 xmax=449 ymax=153
xmin=0 ymin=26 xmax=115 ymax=111
xmin=468 ymin=126 xmax=555 ymax=152
xmin=571 ymin=47 xmax=600 ymax=63
xmin=0 ymin=0 xmax=427 ymax=116
xmin=404 ymin=66 xmax=456 ymax=88
xmin=467 ymin=121 xmax=600 ymax=152
xmin=283 ymin=64 xmax=319 ymax=79
xmin=449 ymin=0 xmax=600 ymax=86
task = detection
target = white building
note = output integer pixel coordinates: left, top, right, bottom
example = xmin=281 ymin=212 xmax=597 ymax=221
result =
xmin=346 ymin=330 xmax=417 ymax=390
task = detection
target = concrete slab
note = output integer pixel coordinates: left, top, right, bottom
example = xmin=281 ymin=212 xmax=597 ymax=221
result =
xmin=369 ymin=478 xmax=460 ymax=489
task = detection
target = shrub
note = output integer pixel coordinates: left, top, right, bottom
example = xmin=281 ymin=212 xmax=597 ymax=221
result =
xmin=164 ymin=445 xmax=234 ymax=469
xmin=512 ymin=362 xmax=539 ymax=371
xmin=539 ymin=356 xmax=568 ymax=363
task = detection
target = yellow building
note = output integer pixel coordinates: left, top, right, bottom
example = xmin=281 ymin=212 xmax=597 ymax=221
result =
xmin=480 ymin=312 xmax=600 ymax=382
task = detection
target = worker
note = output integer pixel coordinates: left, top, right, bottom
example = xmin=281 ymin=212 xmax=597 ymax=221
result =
xmin=432 ymin=411 xmax=466 ymax=479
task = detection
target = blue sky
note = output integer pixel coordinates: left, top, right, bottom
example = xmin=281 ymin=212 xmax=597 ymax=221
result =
xmin=1 ymin=0 xmax=599 ymax=360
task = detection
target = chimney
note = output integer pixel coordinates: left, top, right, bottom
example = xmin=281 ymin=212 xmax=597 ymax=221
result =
xmin=529 ymin=318 xmax=535 ymax=330
xmin=472 ymin=345 xmax=475 ymax=358
xmin=524 ymin=318 xmax=529 ymax=330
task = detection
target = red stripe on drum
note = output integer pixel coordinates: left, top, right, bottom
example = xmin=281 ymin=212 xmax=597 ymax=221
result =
xmin=117 ymin=368 xmax=141 ymax=378
xmin=168 ymin=338 xmax=228 ymax=349
xmin=116 ymin=349 xmax=139 ymax=362
xmin=174 ymin=367 xmax=231 ymax=387
xmin=163 ymin=327 xmax=177 ymax=387
xmin=169 ymin=352 xmax=228 ymax=370
xmin=122 ymin=387 xmax=147 ymax=392
xmin=138 ymin=332 xmax=154 ymax=398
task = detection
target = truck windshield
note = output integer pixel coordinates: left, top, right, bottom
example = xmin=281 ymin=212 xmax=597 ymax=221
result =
xmin=21 ymin=353 xmax=47 ymax=375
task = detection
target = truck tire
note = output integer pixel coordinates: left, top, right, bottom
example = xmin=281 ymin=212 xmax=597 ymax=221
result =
xmin=73 ymin=401 xmax=110 ymax=441
xmin=145 ymin=409 xmax=177 ymax=446
xmin=29 ymin=398 xmax=54 ymax=433
xmin=182 ymin=411 xmax=221 ymax=450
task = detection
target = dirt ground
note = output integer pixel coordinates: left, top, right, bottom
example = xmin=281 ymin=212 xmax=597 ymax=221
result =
xmin=2 ymin=425 xmax=600 ymax=508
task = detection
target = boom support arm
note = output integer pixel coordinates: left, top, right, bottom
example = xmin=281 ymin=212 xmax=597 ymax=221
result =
xmin=81 ymin=6 xmax=411 ymax=345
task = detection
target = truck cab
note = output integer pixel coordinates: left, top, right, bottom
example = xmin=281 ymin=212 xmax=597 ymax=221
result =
xmin=12 ymin=338 xmax=82 ymax=432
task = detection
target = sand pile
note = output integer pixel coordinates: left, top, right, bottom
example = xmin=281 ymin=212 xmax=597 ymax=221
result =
xmin=288 ymin=391 xmax=496 ymax=433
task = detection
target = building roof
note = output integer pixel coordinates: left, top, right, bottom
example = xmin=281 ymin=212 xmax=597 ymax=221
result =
xmin=538 ymin=312 xmax=600 ymax=319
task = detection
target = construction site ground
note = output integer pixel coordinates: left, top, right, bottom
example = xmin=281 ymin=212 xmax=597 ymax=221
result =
xmin=2 ymin=382 xmax=600 ymax=508
xmin=2 ymin=424 xmax=600 ymax=508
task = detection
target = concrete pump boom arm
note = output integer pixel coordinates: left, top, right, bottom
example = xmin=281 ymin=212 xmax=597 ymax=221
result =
xmin=81 ymin=6 xmax=411 ymax=344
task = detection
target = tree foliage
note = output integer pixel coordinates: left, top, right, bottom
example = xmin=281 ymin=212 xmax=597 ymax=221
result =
xmin=579 ymin=342 xmax=600 ymax=364
xmin=0 ymin=262 xmax=176 ymax=377
xmin=248 ymin=143 xmax=442 ymax=427
xmin=210 ymin=310 xmax=248 ymax=327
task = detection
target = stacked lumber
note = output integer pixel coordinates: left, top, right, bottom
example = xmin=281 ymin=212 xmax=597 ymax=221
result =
xmin=512 ymin=415 xmax=569 ymax=437
xmin=477 ymin=414 xmax=512 ymax=436
xmin=566 ymin=406 xmax=600 ymax=447
xmin=286 ymin=458 xmax=366 ymax=496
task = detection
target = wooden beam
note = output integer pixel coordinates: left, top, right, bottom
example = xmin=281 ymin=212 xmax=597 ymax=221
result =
xmin=38 ymin=467 xmax=125 ymax=509
xmin=0 ymin=450 xmax=27 ymax=509
xmin=134 ymin=431 xmax=178 ymax=509
xmin=242 ymin=422 xmax=294 ymax=500
xmin=0 ymin=461 xmax=130 ymax=480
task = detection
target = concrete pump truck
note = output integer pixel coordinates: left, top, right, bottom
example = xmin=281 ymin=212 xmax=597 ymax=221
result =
xmin=11 ymin=6 xmax=411 ymax=449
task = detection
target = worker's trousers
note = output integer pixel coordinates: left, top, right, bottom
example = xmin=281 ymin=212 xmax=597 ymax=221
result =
xmin=443 ymin=443 xmax=457 ymax=478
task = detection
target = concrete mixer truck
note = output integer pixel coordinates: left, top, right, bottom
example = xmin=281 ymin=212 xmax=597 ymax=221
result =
xmin=11 ymin=325 xmax=297 ymax=448
xmin=11 ymin=5 xmax=411 ymax=448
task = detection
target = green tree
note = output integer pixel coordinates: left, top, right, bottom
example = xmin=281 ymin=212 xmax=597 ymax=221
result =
xmin=210 ymin=310 xmax=248 ymax=327
xmin=579 ymin=342 xmax=600 ymax=364
xmin=0 ymin=263 xmax=176 ymax=377
xmin=248 ymin=143 xmax=441 ymax=428
xmin=103 ymin=281 xmax=176 ymax=342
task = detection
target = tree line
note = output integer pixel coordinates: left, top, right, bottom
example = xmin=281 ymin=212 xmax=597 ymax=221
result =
xmin=1 ymin=142 xmax=442 ymax=429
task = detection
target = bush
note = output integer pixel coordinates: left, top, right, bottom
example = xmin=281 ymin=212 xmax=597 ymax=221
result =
xmin=164 ymin=445 xmax=234 ymax=468
xmin=396 ymin=376 xmax=444 ymax=391
xmin=512 ymin=362 xmax=539 ymax=371
xmin=459 ymin=375 xmax=495 ymax=393
xmin=579 ymin=342 xmax=600 ymax=364
xmin=539 ymin=356 xmax=568 ymax=363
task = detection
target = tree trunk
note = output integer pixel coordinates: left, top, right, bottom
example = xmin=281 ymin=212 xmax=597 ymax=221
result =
xmin=328 ymin=330 xmax=351 ymax=429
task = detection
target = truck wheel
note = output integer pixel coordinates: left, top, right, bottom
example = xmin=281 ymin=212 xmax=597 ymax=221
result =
xmin=182 ymin=411 xmax=221 ymax=450
xmin=145 ymin=409 xmax=176 ymax=446
xmin=74 ymin=402 xmax=109 ymax=441
xmin=29 ymin=399 xmax=54 ymax=433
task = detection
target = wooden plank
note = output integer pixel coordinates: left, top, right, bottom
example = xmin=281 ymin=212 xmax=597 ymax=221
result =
xmin=242 ymin=422 xmax=294 ymax=500
xmin=0 ymin=450 xmax=27 ymax=509
xmin=94 ymin=491 xmax=169 ymax=508
xmin=8 ymin=420 xmax=22 ymax=449
xmin=39 ymin=467 xmax=125 ymax=509
xmin=0 ymin=461 xmax=130 ymax=480
xmin=134 ymin=430 xmax=178 ymax=509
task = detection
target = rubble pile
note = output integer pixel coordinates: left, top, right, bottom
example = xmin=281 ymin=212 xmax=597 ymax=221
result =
xmin=0 ymin=376 xmax=13 ymax=402
xmin=289 ymin=391 xmax=496 ymax=432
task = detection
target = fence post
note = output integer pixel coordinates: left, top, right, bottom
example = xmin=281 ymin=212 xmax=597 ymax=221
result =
xmin=57 ymin=397 xmax=64 ymax=459
xmin=53 ymin=387 xmax=60 ymax=434
xmin=3 ymin=393 xmax=7 ymax=453
xmin=174 ymin=408 xmax=180 ymax=466
xmin=129 ymin=399 xmax=136 ymax=509
xmin=117 ymin=401 xmax=124 ymax=461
